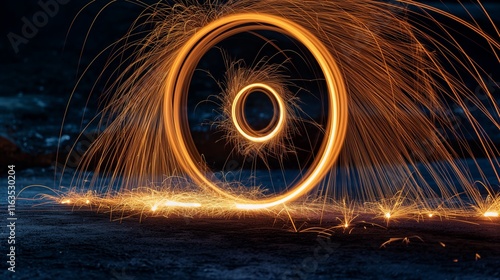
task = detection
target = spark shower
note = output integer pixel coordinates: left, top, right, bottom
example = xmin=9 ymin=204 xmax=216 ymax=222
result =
xmin=56 ymin=0 xmax=499 ymax=222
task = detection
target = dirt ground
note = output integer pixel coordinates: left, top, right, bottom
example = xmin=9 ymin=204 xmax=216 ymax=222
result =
xmin=1 ymin=169 xmax=499 ymax=280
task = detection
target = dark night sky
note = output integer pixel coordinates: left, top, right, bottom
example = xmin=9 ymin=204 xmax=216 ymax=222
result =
xmin=1 ymin=1 xmax=498 ymax=96
xmin=0 ymin=0 xmax=498 ymax=169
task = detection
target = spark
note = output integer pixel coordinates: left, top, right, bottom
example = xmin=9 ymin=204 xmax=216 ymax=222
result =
xmin=483 ymin=211 xmax=499 ymax=217
xmin=164 ymin=201 xmax=202 ymax=208
xmin=52 ymin=188 xmax=499 ymax=226
xmin=380 ymin=236 xmax=424 ymax=248
xmin=61 ymin=199 xmax=71 ymax=204
xmin=152 ymin=199 xmax=202 ymax=212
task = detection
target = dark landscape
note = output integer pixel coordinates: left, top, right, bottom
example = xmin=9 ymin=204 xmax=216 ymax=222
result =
xmin=2 ymin=170 xmax=500 ymax=279
xmin=1 ymin=1 xmax=500 ymax=279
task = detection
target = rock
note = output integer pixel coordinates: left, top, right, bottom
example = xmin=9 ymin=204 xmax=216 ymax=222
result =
xmin=0 ymin=134 xmax=53 ymax=173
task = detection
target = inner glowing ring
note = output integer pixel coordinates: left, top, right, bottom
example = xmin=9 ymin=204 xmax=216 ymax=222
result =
xmin=231 ymin=83 xmax=285 ymax=143
xmin=164 ymin=13 xmax=348 ymax=209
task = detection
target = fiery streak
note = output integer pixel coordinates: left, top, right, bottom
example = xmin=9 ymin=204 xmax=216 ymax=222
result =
xmin=380 ymin=236 xmax=424 ymax=248
xmin=56 ymin=1 xmax=500 ymax=223
xmin=163 ymin=12 xmax=347 ymax=209
xmin=164 ymin=201 xmax=202 ymax=208
xmin=484 ymin=211 xmax=499 ymax=218
xmin=231 ymin=83 xmax=286 ymax=143
xmin=61 ymin=199 xmax=72 ymax=205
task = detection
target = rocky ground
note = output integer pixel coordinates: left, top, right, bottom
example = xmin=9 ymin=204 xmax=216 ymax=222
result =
xmin=0 ymin=168 xmax=499 ymax=279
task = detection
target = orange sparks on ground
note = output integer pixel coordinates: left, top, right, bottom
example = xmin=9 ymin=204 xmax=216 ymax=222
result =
xmin=164 ymin=201 xmax=202 ymax=208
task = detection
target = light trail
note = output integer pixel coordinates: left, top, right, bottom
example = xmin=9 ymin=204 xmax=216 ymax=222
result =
xmin=484 ymin=212 xmax=499 ymax=218
xmin=164 ymin=12 xmax=347 ymax=209
xmin=164 ymin=201 xmax=202 ymax=208
xmin=56 ymin=0 xmax=499 ymax=222
xmin=231 ymin=83 xmax=285 ymax=143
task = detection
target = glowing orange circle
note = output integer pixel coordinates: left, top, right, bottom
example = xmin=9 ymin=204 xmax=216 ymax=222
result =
xmin=163 ymin=13 xmax=348 ymax=209
xmin=231 ymin=83 xmax=285 ymax=143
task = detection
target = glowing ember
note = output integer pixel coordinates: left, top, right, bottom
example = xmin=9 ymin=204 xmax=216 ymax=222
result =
xmin=61 ymin=199 xmax=71 ymax=204
xmin=164 ymin=201 xmax=202 ymax=208
xmin=484 ymin=212 xmax=499 ymax=218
